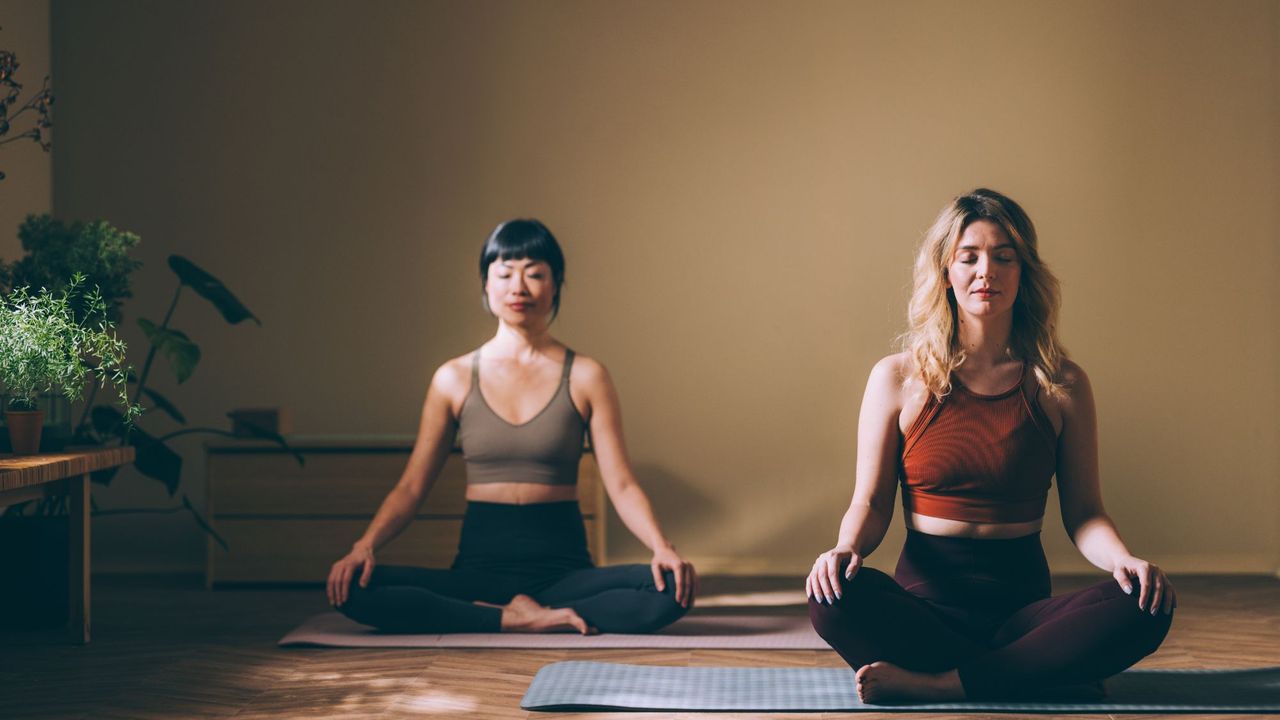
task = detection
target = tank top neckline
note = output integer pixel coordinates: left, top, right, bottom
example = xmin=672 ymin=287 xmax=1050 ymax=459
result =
xmin=469 ymin=347 xmax=575 ymax=428
xmin=951 ymin=362 xmax=1027 ymax=400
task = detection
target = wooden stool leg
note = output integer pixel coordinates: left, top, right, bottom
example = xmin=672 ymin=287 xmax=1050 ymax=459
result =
xmin=67 ymin=473 xmax=90 ymax=643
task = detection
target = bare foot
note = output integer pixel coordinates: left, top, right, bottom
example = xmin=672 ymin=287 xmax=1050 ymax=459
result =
xmin=499 ymin=594 xmax=596 ymax=634
xmin=855 ymin=661 xmax=964 ymax=704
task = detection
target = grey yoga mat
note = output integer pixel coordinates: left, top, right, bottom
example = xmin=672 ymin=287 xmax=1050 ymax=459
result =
xmin=279 ymin=612 xmax=829 ymax=649
xmin=520 ymin=661 xmax=1280 ymax=713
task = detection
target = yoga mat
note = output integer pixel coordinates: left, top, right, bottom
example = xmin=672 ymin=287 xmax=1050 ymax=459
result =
xmin=279 ymin=612 xmax=829 ymax=649
xmin=521 ymin=661 xmax=1280 ymax=713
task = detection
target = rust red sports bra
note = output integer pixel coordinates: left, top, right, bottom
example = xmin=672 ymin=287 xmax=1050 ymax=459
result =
xmin=900 ymin=364 xmax=1057 ymax=523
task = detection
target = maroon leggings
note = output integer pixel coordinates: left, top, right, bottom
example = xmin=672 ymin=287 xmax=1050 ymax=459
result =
xmin=809 ymin=530 xmax=1173 ymax=699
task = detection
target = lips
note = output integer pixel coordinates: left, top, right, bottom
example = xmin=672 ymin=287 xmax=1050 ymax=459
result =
xmin=507 ymin=303 xmax=531 ymax=311
xmin=973 ymin=289 xmax=999 ymax=297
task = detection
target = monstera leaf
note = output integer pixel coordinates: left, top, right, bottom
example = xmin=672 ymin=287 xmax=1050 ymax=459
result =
xmin=137 ymin=318 xmax=200 ymax=384
xmin=168 ymin=255 xmax=259 ymax=325
xmin=91 ymin=406 xmax=183 ymax=495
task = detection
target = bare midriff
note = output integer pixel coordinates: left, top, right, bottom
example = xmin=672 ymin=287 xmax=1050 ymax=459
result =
xmin=906 ymin=511 xmax=1043 ymax=539
xmin=466 ymin=482 xmax=578 ymax=505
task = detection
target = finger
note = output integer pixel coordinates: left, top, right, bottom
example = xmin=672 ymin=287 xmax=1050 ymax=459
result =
xmin=676 ymin=565 xmax=689 ymax=607
xmin=337 ymin=565 xmax=351 ymax=606
xmin=651 ymin=562 xmax=666 ymax=592
xmin=1113 ymin=568 xmax=1133 ymax=595
xmin=825 ymin=556 xmax=842 ymax=600
xmin=360 ymin=558 xmax=375 ymax=588
xmin=816 ymin=564 xmax=835 ymax=603
xmin=326 ymin=569 xmax=336 ymax=606
xmin=1161 ymin=583 xmax=1175 ymax=615
xmin=1137 ymin=566 xmax=1152 ymax=611
xmin=1149 ymin=574 xmax=1164 ymax=616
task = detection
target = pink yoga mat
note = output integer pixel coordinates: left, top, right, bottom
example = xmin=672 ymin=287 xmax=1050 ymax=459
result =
xmin=279 ymin=612 xmax=828 ymax=649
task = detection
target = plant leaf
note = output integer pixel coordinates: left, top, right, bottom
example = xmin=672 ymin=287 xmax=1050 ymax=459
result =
xmin=91 ymin=405 xmax=183 ymax=495
xmin=227 ymin=416 xmax=306 ymax=467
xmin=141 ymin=387 xmax=186 ymax=424
xmin=137 ymin=318 xmax=201 ymax=384
xmin=167 ymin=255 xmax=260 ymax=325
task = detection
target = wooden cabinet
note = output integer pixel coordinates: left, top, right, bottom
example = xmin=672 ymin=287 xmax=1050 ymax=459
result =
xmin=205 ymin=437 xmax=606 ymax=586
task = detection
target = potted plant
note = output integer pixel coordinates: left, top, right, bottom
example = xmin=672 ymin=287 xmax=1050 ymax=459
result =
xmin=0 ymin=273 xmax=139 ymax=453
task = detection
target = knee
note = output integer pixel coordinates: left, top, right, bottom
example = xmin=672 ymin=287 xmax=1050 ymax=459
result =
xmin=1099 ymin=581 xmax=1175 ymax=653
xmin=335 ymin=575 xmax=376 ymax=624
xmin=632 ymin=573 xmax=688 ymax=633
xmin=807 ymin=569 xmax=882 ymax=636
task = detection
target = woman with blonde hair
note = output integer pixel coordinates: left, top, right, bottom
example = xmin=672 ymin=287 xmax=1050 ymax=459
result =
xmin=807 ymin=188 xmax=1173 ymax=702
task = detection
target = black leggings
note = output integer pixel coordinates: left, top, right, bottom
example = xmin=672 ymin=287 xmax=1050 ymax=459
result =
xmin=338 ymin=501 xmax=686 ymax=634
xmin=809 ymin=530 xmax=1173 ymax=699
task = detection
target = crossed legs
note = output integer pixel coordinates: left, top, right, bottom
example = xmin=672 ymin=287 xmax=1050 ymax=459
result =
xmin=810 ymin=567 xmax=1173 ymax=701
xmin=338 ymin=563 xmax=685 ymax=635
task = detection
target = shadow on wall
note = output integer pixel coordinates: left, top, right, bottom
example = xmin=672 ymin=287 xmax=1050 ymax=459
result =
xmin=606 ymin=462 xmax=717 ymax=565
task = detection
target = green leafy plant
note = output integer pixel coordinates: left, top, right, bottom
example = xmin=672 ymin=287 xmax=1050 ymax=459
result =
xmin=0 ymin=273 xmax=138 ymax=420
xmin=0 ymin=215 xmax=141 ymax=322
xmin=1 ymin=219 xmax=300 ymax=547
xmin=82 ymin=255 xmax=303 ymax=548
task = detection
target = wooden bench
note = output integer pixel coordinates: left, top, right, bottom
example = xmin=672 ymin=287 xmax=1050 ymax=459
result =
xmin=205 ymin=437 xmax=606 ymax=586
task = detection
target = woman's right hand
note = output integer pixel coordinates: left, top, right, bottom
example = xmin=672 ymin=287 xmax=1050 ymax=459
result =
xmin=327 ymin=543 xmax=375 ymax=607
xmin=806 ymin=545 xmax=861 ymax=604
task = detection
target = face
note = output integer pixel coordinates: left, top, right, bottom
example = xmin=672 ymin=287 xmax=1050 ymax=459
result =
xmin=484 ymin=257 xmax=557 ymax=324
xmin=945 ymin=220 xmax=1021 ymax=319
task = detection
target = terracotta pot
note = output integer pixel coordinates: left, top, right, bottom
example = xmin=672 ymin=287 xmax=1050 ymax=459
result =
xmin=5 ymin=409 xmax=45 ymax=455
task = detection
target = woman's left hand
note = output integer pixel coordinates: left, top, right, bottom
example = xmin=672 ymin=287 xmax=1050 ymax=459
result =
xmin=651 ymin=545 xmax=697 ymax=608
xmin=1112 ymin=555 xmax=1176 ymax=615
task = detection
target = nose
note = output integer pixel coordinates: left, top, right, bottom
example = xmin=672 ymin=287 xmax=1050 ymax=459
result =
xmin=976 ymin=256 xmax=995 ymax=279
xmin=512 ymin=273 xmax=530 ymax=295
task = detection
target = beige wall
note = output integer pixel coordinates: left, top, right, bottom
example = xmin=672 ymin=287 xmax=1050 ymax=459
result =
xmin=0 ymin=0 xmax=51 ymax=258
xmin=49 ymin=0 xmax=1278 ymax=575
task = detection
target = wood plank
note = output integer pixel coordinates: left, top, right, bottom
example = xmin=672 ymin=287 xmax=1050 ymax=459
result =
xmin=1 ymin=576 xmax=1277 ymax=719
xmin=0 ymin=447 xmax=135 ymax=492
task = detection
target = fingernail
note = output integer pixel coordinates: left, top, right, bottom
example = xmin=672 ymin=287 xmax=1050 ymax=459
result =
xmin=835 ymin=591 xmax=842 ymax=600
xmin=1123 ymin=585 xmax=1132 ymax=594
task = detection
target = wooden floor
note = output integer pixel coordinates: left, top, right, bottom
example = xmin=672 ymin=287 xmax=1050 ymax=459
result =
xmin=1 ymin=575 xmax=1277 ymax=719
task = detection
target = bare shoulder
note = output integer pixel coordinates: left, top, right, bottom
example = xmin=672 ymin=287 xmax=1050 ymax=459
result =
xmin=868 ymin=352 xmax=913 ymax=402
xmin=568 ymin=352 xmax=612 ymax=391
xmin=1056 ymin=359 xmax=1093 ymax=404
xmin=430 ymin=353 xmax=474 ymax=404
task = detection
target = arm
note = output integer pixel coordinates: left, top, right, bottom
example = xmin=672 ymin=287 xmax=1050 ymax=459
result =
xmin=1055 ymin=362 xmax=1175 ymax=615
xmin=807 ymin=356 xmax=904 ymax=603
xmin=578 ymin=357 xmax=696 ymax=606
xmin=326 ymin=363 xmax=461 ymax=605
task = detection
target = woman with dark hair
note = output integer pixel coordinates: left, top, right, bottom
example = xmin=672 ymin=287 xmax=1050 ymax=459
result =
xmin=807 ymin=189 xmax=1173 ymax=701
xmin=326 ymin=219 xmax=695 ymax=634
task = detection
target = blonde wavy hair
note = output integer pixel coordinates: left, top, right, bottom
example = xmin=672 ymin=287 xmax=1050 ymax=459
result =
xmin=905 ymin=188 xmax=1068 ymax=400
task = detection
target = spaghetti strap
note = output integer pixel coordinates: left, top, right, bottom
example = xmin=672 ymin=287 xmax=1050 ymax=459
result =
xmin=471 ymin=348 xmax=482 ymax=385
xmin=561 ymin=349 xmax=576 ymax=385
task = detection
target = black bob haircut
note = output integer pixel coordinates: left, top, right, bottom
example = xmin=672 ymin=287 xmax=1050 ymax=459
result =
xmin=479 ymin=219 xmax=566 ymax=319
